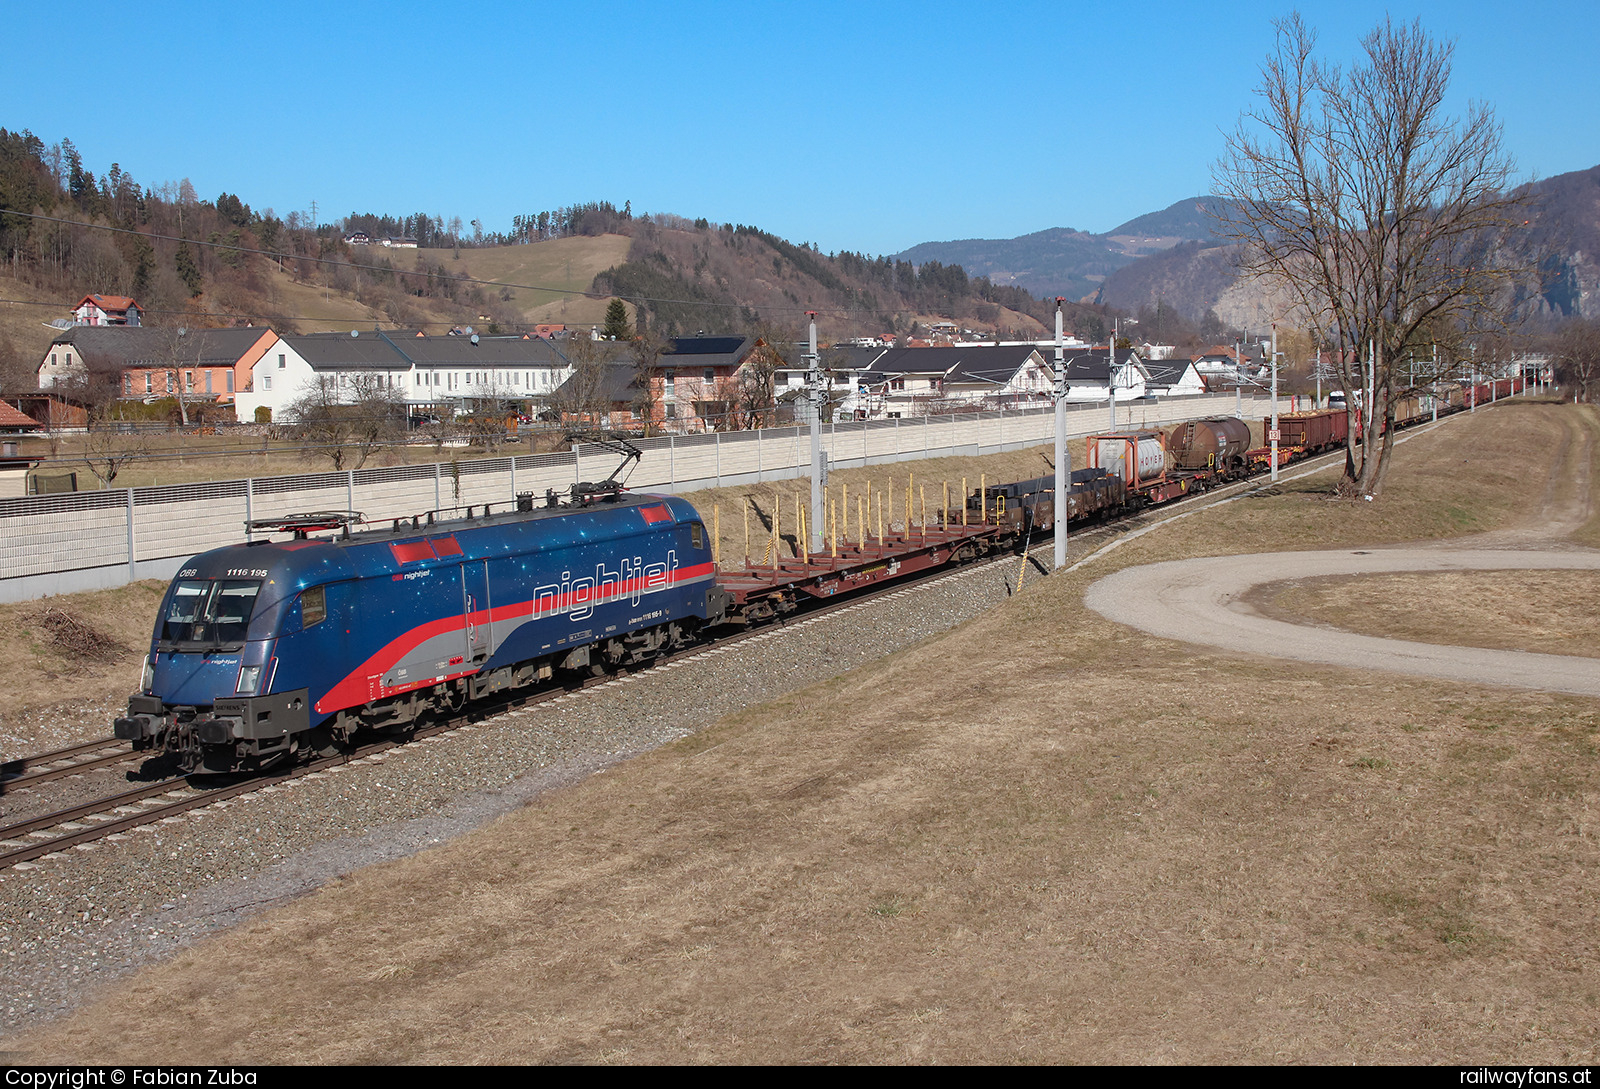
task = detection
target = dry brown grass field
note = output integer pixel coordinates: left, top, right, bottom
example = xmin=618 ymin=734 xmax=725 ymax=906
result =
xmin=0 ymin=581 xmax=165 ymax=753
xmin=7 ymin=400 xmax=1599 ymax=1064
xmin=1256 ymin=571 xmax=1600 ymax=659
xmin=384 ymin=236 xmax=631 ymax=327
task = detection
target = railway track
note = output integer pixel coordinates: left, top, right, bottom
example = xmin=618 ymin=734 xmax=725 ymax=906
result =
xmin=0 ymin=737 xmax=148 ymax=794
xmin=0 ymin=440 xmax=1359 ymax=872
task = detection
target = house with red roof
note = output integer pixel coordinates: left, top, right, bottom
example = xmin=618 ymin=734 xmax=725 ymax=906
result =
xmin=0 ymin=401 xmax=42 ymax=433
xmin=73 ymin=294 xmax=142 ymax=327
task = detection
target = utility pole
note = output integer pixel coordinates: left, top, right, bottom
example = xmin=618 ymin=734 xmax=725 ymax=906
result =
xmin=806 ymin=313 xmax=825 ymax=556
xmin=1054 ymin=298 xmax=1069 ymax=571
xmin=1108 ymin=320 xmax=1118 ymax=431
xmin=1270 ymin=324 xmax=1280 ymax=483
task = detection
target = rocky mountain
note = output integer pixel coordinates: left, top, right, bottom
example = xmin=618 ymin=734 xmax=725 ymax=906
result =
xmin=903 ymin=172 xmax=1600 ymax=332
xmin=1095 ymin=166 xmax=1600 ymax=328
xmin=893 ymin=197 xmax=1238 ymax=300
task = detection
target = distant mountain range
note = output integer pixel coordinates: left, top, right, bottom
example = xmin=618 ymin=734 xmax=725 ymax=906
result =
xmin=897 ymin=171 xmax=1600 ymax=330
xmin=894 ymin=197 xmax=1238 ymax=302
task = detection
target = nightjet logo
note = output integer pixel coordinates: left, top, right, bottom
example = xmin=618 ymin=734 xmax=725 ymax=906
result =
xmin=530 ymin=551 xmax=678 ymax=623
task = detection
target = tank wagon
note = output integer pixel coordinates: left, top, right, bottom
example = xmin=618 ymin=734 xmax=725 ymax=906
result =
xmin=1166 ymin=417 xmax=1253 ymax=476
xmin=1087 ymin=432 xmax=1196 ymax=505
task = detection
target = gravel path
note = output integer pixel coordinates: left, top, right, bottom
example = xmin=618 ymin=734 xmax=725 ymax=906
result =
xmin=1084 ymin=547 xmax=1600 ymax=696
xmin=0 ymin=549 xmax=1033 ymax=1037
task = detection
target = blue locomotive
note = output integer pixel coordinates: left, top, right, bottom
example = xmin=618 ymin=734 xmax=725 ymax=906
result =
xmin=115 ymin=487 xmax=728 ymax=774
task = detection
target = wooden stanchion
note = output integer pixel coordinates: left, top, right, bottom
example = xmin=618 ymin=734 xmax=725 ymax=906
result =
xmin=920 ymin=484 xmax=926 ymax=539
xmin=943 ymin=481 xmax=950 ymax=530
xmin=743 ymin=501 xmax=750 ymax=567
xmin=829 ymin=496 xmax=837 ymax=558
xmin=962 ymin=477 xmax=968 ymax=526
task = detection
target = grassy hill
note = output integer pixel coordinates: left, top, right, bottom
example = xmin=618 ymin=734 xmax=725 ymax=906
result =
xmin=381 ymin=235 xmax=632 ymax=329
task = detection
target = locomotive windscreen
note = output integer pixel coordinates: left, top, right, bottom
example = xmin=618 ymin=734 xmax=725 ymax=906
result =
xmin=159 ymin=579 xmax=263 ymax=649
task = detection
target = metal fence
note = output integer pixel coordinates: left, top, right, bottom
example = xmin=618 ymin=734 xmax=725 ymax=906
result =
xmin=0 ymin=393 xmax=1266 ymax=602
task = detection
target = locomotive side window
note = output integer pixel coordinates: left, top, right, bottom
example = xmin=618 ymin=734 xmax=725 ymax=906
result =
xmin=300 ymin=585 xmax=327 ymax=628
xmin=691 ymin=522 xmax=705 ymax=549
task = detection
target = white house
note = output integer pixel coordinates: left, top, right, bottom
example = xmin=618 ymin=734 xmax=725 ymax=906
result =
xmin=72 ymin=294 xmax=142 ymax=327
xmin=1142 ymin=357 xmax=1207 ymax=396
xmin=847 ymin=345 xmax=1055 ymax=418
xmin=233 ymin=331 xmax=577 ymax=422
xmin=1059 ymin=348 xmax=1151 ymax=403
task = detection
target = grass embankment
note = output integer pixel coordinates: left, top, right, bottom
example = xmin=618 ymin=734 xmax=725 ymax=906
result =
xmin=11 ymin=401 xmax=1598 ymax=1063
xmin=0 ymin=582 xmax=165 ymax=753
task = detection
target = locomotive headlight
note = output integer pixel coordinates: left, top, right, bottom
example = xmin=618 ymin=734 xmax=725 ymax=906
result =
xmin=141 ymin=655 xmax=154 ymax=693
xmin=236 ymin=665 xmax=262 ymax=694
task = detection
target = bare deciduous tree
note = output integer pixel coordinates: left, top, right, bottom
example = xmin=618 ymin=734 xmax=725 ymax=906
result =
xmin=550 ymin=337 xmax=623 ymax=430
xmin=286 ymin=372 xmax=406 ymax=470
xmin=158 ymin=326 xmax=204 ymax=426
xmin=1213 ymin=14 xmax=1529 ymax=497
xmin=629 ymin=330 xmax=669 ymax=436
xmin=80 ymin=421 xmax=149 ymax=486
xmin=1553 ymin=318 xmax=1600 ymax=403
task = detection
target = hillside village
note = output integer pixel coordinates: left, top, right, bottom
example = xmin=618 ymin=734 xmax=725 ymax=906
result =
xmin=12 ymin=291 xmax=1287 ymax=443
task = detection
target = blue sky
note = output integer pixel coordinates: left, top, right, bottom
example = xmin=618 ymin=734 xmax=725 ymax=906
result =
xmin=4 ymin=0 xmax=1595 ymax=256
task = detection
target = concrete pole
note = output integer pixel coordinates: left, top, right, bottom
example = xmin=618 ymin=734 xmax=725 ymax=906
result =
xmin=807 ymin=314 xmax=824 ymax=555
xmin=1053 ymin=299 xmax=1068 ymax=571
xmin=1270 ymin=324 xmax=1279 ymax=483
xmin=1108 ymin=319 xmax=1118 ymax=432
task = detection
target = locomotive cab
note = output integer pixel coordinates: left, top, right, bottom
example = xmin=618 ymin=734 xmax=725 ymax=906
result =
xmin=115 ymin=549 xmax=323 ymax=775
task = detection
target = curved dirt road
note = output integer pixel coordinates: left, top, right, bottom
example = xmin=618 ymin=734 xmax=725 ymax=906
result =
xmin=1086 ymin=404 xmax=1600 ymax=696
xmin=1084 ymin=548 xmax=1600 ymax=696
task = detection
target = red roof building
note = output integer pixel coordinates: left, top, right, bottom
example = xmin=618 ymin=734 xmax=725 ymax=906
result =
xmin=73 ymin=294 xmax=142 ymax=327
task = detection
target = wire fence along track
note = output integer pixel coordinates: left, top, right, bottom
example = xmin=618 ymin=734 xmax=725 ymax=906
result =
xmin=0 ymin=394 xmax=1270 ymax=602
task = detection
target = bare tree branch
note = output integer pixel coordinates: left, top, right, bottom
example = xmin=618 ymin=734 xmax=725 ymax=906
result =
xmin=1213 ymin=14 xmax=1531 ymax=496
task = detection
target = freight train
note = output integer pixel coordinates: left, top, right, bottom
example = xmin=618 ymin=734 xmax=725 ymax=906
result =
xmin=116 ymin=381 xmax=1520 ymax=775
